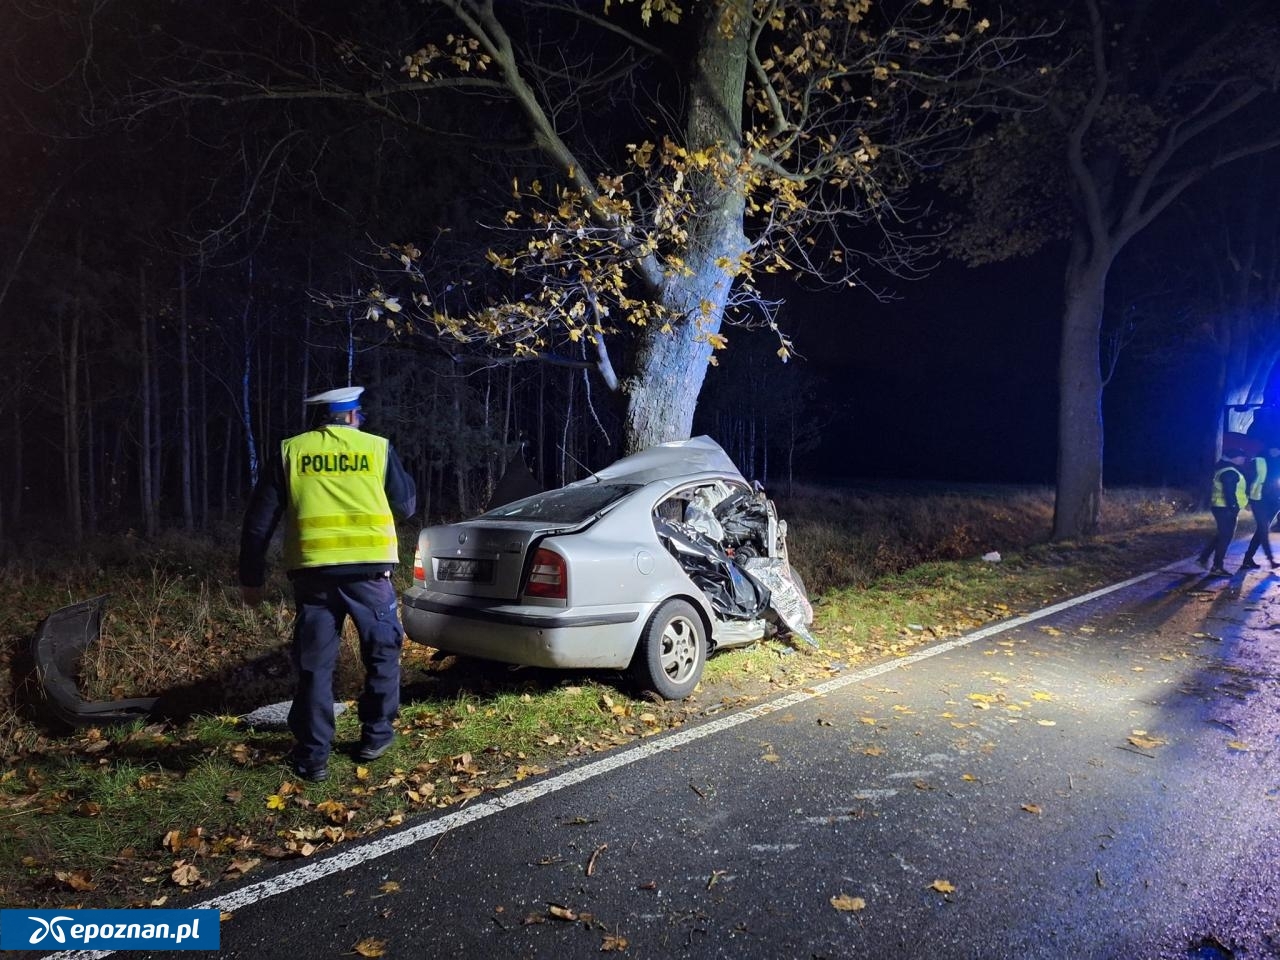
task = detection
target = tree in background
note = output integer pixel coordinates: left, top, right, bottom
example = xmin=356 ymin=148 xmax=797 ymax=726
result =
xmin=126 ymin=0 xmax=1021 ymax=454
xmin=942 ymin=0 xmax=1280 ymax=539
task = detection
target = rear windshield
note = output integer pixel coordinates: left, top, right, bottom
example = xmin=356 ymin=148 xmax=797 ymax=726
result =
xmin=479 ymin=483 xmax=641 ymax=522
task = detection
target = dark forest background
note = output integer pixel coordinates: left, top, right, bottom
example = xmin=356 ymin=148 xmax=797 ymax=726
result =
xmin=2 ymin=0 xmax=1278 ymax=547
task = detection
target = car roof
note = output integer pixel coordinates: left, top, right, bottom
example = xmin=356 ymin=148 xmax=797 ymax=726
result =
xmin=571 ymin=436 xmax=744 ymax=487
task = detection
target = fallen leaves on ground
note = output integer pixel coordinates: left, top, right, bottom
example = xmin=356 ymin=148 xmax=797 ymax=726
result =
xmin=222 ymin=858 xmax=261 ymax=879
xmin=54 ymin=869 xmax=97 ymax=892
xmin=1126 ymin=732 xmax=1167 ymax=750
xmin=352 ymin=937 xmax=387 ymax=957
xmin=586 ymin=844 xmax=607 ymax=877
xmin=1021 ymin=803 xmax=1042 ymax=815
xmin=830 ymin=893 xmax=866 ymax=911
xmin=170 ymin=860 xmax=202 ymax=887
xmin=929 ymin=879 xmax=956 ymax=894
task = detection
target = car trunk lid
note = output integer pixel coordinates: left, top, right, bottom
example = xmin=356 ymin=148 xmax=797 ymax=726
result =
xmin=422 ymin=519 xmax=584 ymax=600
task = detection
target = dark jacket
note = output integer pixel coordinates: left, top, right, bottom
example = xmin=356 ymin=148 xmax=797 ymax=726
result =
xmin=238 ymin=429 xmax=416 ymax=587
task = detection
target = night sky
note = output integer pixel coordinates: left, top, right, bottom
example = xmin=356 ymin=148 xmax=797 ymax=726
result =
xmin=742 ymin=250 xmax=1215 ymax=488
xmin=797 ymin=256 xmax=1063 ymax=485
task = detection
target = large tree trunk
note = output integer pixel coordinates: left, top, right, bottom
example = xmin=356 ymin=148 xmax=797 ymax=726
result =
xmin=1053 ymin=248 xmax=1112 ymax=540
xmin=624 ymin=311 xmax=719 ymax=451
xmin=620 ymin=0 xmax=749 ymax=454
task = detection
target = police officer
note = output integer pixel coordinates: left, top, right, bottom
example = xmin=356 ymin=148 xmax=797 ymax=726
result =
xmin=1197 ymin=447 xmax=1248 ymax=578
xmin=1240 ymin=445 xmax=1280 ymax=571
xmin=239 ymin=386 xmax=416 ymax=782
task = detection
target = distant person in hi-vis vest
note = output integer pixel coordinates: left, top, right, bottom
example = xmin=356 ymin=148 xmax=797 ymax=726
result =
xmin=1239 ymin=445 xmax=1280 ymax=572
xmin=1197 ymin=448 xmax=1248 ymax=578
xmin=239 ymin=386 xmax=416 ymax=782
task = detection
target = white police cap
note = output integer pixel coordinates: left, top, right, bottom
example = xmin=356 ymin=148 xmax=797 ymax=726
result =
xmin=305 ymin=385 xmax=364 ymax=412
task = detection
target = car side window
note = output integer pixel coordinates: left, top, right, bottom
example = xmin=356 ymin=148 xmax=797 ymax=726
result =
xmin=653 ymin=481 xmax=744 ymax=527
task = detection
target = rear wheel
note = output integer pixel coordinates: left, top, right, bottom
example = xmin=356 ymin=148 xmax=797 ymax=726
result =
xmin=629 ymin=599 xmax=706 ymax=700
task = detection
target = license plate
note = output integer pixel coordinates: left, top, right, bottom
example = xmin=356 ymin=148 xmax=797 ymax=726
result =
xmin=436 ymin=558 xmax=493 ymax=583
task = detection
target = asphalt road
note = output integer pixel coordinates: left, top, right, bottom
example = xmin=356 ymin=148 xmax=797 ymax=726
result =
xmin=57 ymin=556 xmax=1280 ymax=960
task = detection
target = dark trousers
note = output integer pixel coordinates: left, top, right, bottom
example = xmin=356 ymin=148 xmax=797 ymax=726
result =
xmin=288 ymin=574 xmax=403 ymax=768
xmin=1244 ymin=495 xmax=1280 ymax=563
xmin=1199 ymin=506 xmax=1240 ymax=570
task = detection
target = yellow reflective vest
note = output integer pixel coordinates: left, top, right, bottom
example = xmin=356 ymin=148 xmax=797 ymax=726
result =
xmin=1248 ymin=456 xmax=1267 ymax=501
xmin=280 ymin=427 xmax=398 ymax=569
xmin=1211 ymin=465 xmax=1247 ymax=509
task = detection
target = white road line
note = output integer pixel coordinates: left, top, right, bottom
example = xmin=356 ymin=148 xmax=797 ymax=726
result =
xmin=45 ymin=564 xmax=1168 ymax=960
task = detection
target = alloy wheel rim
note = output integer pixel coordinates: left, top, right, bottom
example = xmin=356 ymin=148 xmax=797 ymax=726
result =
xmin=660 ymin=616 xmax=699 ymax=683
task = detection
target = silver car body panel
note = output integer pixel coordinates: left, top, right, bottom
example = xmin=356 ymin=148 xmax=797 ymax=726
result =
xmin=584 ymin=436 xmax=740 ymax=486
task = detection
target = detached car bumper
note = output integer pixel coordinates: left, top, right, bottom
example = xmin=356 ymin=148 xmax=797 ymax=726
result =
xmin=401 ymin=586 xmax=647 ymax=669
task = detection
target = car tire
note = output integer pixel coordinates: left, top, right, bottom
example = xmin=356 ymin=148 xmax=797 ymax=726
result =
xmin=629 ymin=599 xmax=706 ymax=700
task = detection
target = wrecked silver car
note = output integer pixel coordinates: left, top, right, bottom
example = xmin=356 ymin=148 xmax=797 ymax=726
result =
xmin=401 ymin=437 xmax=813 ymax=699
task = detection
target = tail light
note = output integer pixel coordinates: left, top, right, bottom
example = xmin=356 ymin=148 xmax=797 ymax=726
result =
xmin=524 ymin=547 xmax=567 ymax=600
xmin=413 ymin=534 xmax=428 ymax=583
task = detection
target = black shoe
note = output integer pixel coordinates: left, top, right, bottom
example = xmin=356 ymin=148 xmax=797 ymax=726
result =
xmin=290 ymin=762 xmax=328 ymax=783
xmin=288 ymin=754 xmax=329 ymax=782
xmin=354 ymin=741 xmax=391 ymax=762
xmin=1240 ymin=558 xmax=1261 ymax=570
xmin=1208 ymin=567 xmax=1231 ymax=577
